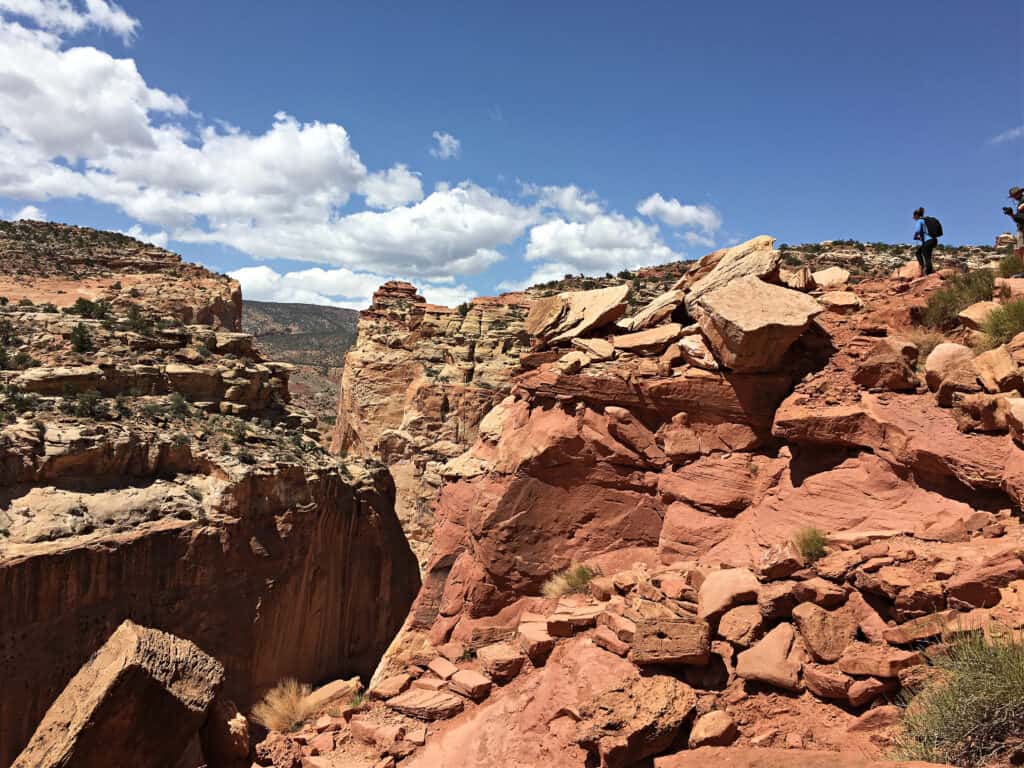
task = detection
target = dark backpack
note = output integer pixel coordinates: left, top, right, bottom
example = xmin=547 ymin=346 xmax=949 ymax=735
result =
xmin=924 ymin=216 xmax=943 ymax=238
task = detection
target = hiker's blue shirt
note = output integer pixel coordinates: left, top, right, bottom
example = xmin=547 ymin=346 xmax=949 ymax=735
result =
xmin=915 ymin=219 xmax=931 ymax=242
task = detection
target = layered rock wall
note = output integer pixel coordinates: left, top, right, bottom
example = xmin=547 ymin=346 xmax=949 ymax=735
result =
xmin=331 ymin=281 xmax=533 ymax=565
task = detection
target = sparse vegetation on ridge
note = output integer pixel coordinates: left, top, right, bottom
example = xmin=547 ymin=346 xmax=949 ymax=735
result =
xmin=542 ymin=562 xmax=599 ymax=598
xmin=893 ymin=628 xmax=1024 ymax=767
xmin=921 ymin=268 xmax=996 ymax=329
xmin=977 ymin=299 xmax=1024 ymax=350
xmin=792 ymin=526 xmax=827 ymax=563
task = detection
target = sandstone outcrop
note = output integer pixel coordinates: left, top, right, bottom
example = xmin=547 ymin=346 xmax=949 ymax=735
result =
xmin=695 ymin=276 xmax=823 ymax=372
xmin=331 ymin=281 xmax=533 ymax=566
xmin=0 ymin=224 xmax=420 ymax=764
xmin=13 ymin=620 xmax=224 ymax=768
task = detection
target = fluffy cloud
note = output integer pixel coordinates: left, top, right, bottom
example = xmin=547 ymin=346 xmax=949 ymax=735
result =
xmin=0 ymin=8 xmax=728 ymax=299
xmin=0 ymin=0 xmax=137 ymax=40
xmin=119 ymin=224 xmax=167 ymax=247
xmin=525 ymin=213 xmax=681 ymax=277
xmin=522 ymin=183 xmax=602 ymax=221
xmin=11 ymin=203 xmax=46 ymax=220
xmin=991 ymin=125 xmax=1024 ymax=144
xmin=430 ymin=130 xmax=460 ymax=159
xmin=637 ymin=193 xmax=721 ymax=233
xmin=0 ymin=17 xmax=537 ymax=279
xmin=360 ymin=164 xmax=423 ymax=209
xmin=231 ymin=263 xmax=476 ymax=309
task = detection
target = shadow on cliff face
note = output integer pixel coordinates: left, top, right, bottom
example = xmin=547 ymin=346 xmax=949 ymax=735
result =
xmin=0 ymin=462 xmax=420 ymax=765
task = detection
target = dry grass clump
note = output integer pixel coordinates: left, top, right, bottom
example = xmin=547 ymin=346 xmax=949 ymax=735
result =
xmin=792 ymin=526 xmax=827 ymax=563
xmin=977 ymin=299 xmax=1024 ymax=351
xmin=1000 ymin=251 xmax=1024 ymax=278
xmin=921 ymin=268 xmax=996 ymax=329
xmin=542 ymin=562 xmax=599 ymax=598
xmin=893 ymin=627 xmax=1024 ymax=766
xmin=251 ymin=678 xmax=312 ymax=732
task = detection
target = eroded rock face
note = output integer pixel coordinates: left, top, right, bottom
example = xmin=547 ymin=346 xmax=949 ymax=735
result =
xmin=0 ymin=229 xmax=420 ymax=764
xmin=13 ymin=620 xmax=224 ymax=768
xmin=330 ymin=282 xmax=533 ymax=566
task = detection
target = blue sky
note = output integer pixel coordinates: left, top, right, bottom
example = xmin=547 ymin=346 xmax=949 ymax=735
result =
xmin=0 ymin=1 xmax=1020 ymax=308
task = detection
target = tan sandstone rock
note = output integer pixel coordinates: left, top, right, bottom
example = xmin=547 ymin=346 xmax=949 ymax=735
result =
xmin=695 ymin=276 xmax=822 ymax=372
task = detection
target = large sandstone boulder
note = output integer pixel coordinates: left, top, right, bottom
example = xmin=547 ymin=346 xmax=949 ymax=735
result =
xmin=735 ymin=623 xmax=803 ymax=691
xmin=682 ymin=235 xmax=780 ymax=310
xmin=13 ymin=620 xmax=224 ymax=768
xmin=811 ymin=266 xmax=850 ymax=289
xmin=525 ymin=284 xmax=630 ymax=344
xmin=695 ymin=276 xmax=823 ymax=372
xmin=924 ymin=343 xmax=974 ymax=391
xmin=958 ymin=300 xmax=999 ymax=330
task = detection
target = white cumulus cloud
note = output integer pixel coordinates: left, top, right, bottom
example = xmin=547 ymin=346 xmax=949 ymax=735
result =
xmin=430 ymin=130 xmax=460 ymax=159
xmin=637 ymin=192 xmax=721 ymax=233
xmin=360 ymin=163 xmax=423 ymax=209
xmin=522 ymin=183 xmax=602 ymax=221
xmin=0 ymin=0 xmax=138 ymax=41
xmin=12 ymin=203 xmax=46 ymax=220
xmin=230 ymin=263 xmax=476 ymax=309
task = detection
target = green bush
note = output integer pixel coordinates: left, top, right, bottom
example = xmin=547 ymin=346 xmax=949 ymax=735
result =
xmin=893 ymin=628 xmax=1024 ymax=766
xmin=168 ymin=392 xmax=190 ymax=418
xmin=977 ymin=300 xmax=1024 ymax=350
xmin=922 ymin=269 xmax=996 ymax=329
xmin=66 ymin=298 xmax=110 ymax=320
xmin=999 ymin=252 xmax=1024 ymax=278
xmin=126 ymin=305 xmax=153 ymax=335
xmin=792 ymin=526 xmax=827 ymax=563
xmin=70 ymin=322 xmax=93 ymax=353
xmin=59 ymin=390 xmax=104 ymax=418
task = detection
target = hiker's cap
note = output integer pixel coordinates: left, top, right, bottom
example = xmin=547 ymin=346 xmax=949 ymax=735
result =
xmin=1010 ymin=186 xmax=1023 ymax=197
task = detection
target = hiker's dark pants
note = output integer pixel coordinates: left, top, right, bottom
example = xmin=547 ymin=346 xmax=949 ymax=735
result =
xmin=917 ymin=237 xmax=936 ymax=275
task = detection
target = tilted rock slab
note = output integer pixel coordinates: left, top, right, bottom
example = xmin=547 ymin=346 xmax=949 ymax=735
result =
xmin=695 ymin=276 xmax=823 ymax=372
xmin=13 ymin=620 xmax=224 ymax=768
xmin=525 ymin=283 xmax=630 ymax=344
xmin=681 ymin=235 xmax=780 ymax=311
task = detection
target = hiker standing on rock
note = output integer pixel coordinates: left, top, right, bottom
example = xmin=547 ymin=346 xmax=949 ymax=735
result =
xmin=1003 ymin=187 xmax=1024 ymax=257
xmin=912 ymin=207 xmax=940 ymax=276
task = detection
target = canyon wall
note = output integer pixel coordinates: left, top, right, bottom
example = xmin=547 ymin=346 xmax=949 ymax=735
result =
xmin=331 ymin=280 xmax=533 ymax=565
xmin=0 ymin=222 xmax=420 ymax=764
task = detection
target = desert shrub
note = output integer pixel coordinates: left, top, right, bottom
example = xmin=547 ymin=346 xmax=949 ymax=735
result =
xmin=250 ymin=678 xmax=312 ymax=732
xmin=922 ymin=269 xmax=996 ymax=329
xmin=17 ymin=298 xmax=33 ymax=307
xmin=541 ymin=562 xmax=599 ymax=598
xmin=168 ymin=392 xmax=190 ymax=418
xmin=126 ymin=305 xmax=153 ymax=335
xmin=978 ymin=300 xmax=1024 ymax=350
xmin=11 ymin=351 xmax=37 ymax=370
xmin=170 ymin=432 xmax=189 ymax=448
xmin=457 ymin=302 xmax=470 ymax=317
xmin=195 ymin=343 xmax=211 ymax=358
xmin=237 ymin=448 xmax=256 ymax=464
xmin=792 ymin=526 xmax=827 ymax=563
xmin=66 ymin=298 xmax=110 ymax=320
xmin=59 ymin=390 xmax=104 ymax=418
xmin=70 ymin=322 xmax=93 ymax=353
xmin=999 ymin=252 xmax=1024 ymax=278
xmin=0 ymin=319 xmax=17 ymax=345
xmin=893 ymin=628 xmax=1024 ymax=766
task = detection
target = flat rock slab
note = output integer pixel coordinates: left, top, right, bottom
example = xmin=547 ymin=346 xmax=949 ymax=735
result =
xmin=449 ymin=669 xmax=492 ymax=701
xmin=13 ymin=620 xmax=224 ymax=768
xmin=836 ymin=642 xmax=924 ymax=678
xmin=370 ymin=673 xmax=413 ymax=700
xmin=386 ymin=689 xmax=465 ymax=720
xmin=629 ymin=618 xmax=710 ymax=665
